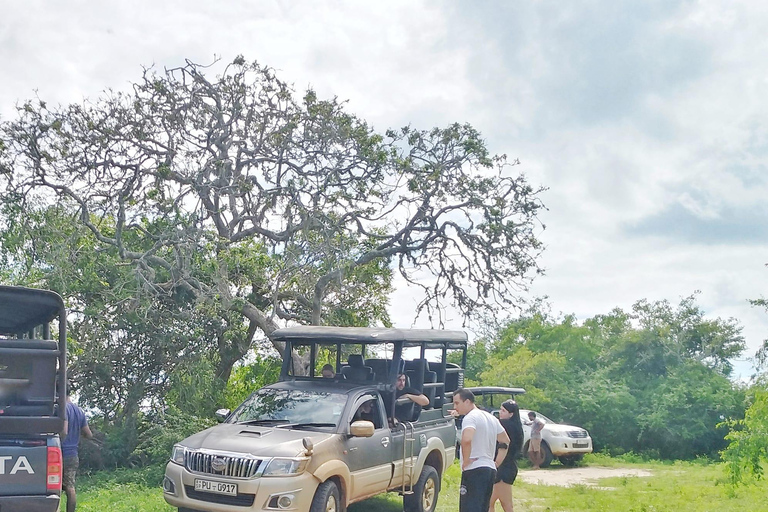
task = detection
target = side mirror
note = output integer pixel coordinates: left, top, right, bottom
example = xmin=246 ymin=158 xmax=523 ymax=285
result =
xmin=350 ymin=420 xmax=375 ymax=438
xmin=215 ymin=408 xmax=231 ymax=423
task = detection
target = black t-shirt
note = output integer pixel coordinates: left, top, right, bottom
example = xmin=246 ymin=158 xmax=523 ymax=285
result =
xmin=395 ymin=387 xmax=423 ymax=421
xmin=498 ymin=417 xmax=524 ymax=469
xmin=396 ymin=387 xmax=421 ymax=399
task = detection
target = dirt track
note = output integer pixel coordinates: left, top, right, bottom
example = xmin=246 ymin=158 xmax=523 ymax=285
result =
xmin=518 ymin=466 xmax=652 ymax=488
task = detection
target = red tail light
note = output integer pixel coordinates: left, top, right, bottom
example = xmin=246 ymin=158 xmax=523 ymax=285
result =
xmin=47 ymin=446 xmax=62 ymax=492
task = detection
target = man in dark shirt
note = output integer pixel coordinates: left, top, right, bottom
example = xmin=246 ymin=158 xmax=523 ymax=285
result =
xmin=62 ymin=384 xmax=93 ymax=512
xmin=394 ymin=373 xmax=429 ymax=422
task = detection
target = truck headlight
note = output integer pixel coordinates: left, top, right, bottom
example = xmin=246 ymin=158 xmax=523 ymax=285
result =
xmin=262 ymin=457 xmax=309 ymax=476
xmin=170 ymin=444 xmax=186 ymax=466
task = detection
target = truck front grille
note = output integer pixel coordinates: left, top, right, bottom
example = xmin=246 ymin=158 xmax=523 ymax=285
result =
xmin=184 ymin=450 xmax=262 ymax=478
xmin=567 ymin=431 xmax=588 ymax=439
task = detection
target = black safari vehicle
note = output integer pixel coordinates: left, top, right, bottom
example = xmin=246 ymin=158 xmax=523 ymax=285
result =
xmin=0 ymin=286 xmax=67 ymax=512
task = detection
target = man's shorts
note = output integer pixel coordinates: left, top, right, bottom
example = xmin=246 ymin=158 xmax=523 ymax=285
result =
xmin=529 ymin=437 xmax=542 ymax=452
xmin=63 ymin=455 xmax=79 ymax=489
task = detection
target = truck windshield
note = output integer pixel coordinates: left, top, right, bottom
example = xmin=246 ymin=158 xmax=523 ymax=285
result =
xmin=228 ymin=389 xmax=348 ymax=429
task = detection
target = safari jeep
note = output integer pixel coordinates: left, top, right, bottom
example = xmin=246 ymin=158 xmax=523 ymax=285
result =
xmin=0 ymin=286 xmax=68 ymax=511
xmin=163 ymin=326 xmax=467 ymax=512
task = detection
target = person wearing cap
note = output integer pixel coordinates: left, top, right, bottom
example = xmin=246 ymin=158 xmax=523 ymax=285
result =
xmin=452 ymin=388 xmax=510 ymax=512
xmin=489 ymin=400 xmax=524 ymax=512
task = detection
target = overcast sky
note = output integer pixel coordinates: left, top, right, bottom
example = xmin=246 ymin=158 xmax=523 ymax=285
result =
xmin=2 ymin=1 xmax=766 ymax=379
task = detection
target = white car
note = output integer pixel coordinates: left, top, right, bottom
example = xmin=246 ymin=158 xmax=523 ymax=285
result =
xmin=520 ymin=409 xmax=593 ymax=467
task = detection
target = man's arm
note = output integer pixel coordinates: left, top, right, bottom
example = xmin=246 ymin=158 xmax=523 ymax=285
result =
xmin=405 ymin=392 xmax=430 ymax=406
xmin=460 ymin=426 xmax=476 ymax=470
xmin=81 ymin=423 xmax=93 ymax=440
xmin=495 ymin=430 xmax=510 ymax=467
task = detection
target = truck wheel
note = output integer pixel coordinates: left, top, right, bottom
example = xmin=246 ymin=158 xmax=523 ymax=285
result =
xmin=310 ymin=480 xmax=340 ymax=512
xmin=558 ymin=454 xmax=583 ymax=466
xmin=404 ymin=465 xmax=439 ymax=512
xmin=540 ymin=442 xmax=554 ymax=468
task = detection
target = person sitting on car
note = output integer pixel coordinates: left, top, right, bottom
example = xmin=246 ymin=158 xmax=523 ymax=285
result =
xmin=394 ymin=373 xmax=430 ymax=422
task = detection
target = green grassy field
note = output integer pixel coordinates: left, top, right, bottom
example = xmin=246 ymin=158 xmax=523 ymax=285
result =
xmin=72 ymin=455 xmax=768 ymax=512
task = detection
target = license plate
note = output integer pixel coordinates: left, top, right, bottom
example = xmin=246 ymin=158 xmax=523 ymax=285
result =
xmin=194 ymin=478 xmax=238 ymax=496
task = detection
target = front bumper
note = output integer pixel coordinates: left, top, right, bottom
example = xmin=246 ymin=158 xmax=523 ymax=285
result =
xmin=163 ymin=462 xmax=321 ymax=512
xmin=545 ymin=436 xmax=593 ymax=457
xmin=0 ymin=494 xmax=60 ymax=512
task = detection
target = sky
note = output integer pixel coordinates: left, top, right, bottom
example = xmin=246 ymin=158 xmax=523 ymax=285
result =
xmin=2 ymin=1 xmax=767 ymax=379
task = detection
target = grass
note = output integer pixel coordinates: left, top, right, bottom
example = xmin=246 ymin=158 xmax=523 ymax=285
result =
xmin=73 ymin=455 xmax=768 ymax=512
xmin=70 ymin=465 xmax=173 ymax=512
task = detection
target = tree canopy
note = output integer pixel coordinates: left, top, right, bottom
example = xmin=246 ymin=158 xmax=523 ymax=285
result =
xmin=0 ymin=56 xmax=546 ymax=359
xmin=467 ymin=295 xmax=747 ymax=460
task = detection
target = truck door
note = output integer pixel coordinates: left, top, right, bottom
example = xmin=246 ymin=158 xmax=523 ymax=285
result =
xmin=345 ymin=393 xmax=394 ymax=497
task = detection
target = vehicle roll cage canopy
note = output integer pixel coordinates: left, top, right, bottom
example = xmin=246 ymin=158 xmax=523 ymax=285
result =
xmin=273 ymin=326 xmax=467 ymax=379
xmin=273 ymin=327 xmax=468 ymax=416
xmin=0 ymin=285 xmax=67 ymax=434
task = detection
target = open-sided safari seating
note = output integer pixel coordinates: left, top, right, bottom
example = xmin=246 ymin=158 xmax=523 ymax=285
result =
xmin=273 ymin=326 xmax=467 ymax=422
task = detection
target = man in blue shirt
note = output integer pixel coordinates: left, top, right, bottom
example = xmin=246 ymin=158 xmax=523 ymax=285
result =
xmin=62 ymin=383 xmax=93 ymax=512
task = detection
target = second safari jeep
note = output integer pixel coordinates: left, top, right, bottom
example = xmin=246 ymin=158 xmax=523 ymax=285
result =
xmin=163 ymin=326 xmax=467 ymax=512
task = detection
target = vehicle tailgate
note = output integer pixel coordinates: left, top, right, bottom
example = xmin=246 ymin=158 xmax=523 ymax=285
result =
xmin=0 ymin=444 xmax=49 ymax=495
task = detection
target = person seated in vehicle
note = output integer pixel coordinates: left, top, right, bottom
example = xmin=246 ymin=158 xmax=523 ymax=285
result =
xmin=394 ymin=373 xmax=430 ymax=422
xmin=321 ymin=364 xmax=335 ymax=378
xmin=352 ymin=399 xmax=378 ymax=425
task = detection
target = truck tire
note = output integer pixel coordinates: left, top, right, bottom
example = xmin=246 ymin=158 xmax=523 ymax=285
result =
xmin=310 ymin=480 xmax=340 ymax=512
xmin=404 ymin=465 xmax=439 ymax=512
xmin=540 ymin=442 xmax=554 ymax=468
xmin=558 ymin=454 xmax=583 ymax=466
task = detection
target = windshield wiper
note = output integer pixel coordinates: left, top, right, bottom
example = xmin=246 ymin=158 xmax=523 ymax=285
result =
xmin=237 ymin=419 xmax=290 ymax=426
xmin=276 ymin=422 xmax=337 ymax=429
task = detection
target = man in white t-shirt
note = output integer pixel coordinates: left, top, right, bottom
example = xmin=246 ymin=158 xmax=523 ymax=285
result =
xmin=452 ymin=388 xmax=510 ymax=512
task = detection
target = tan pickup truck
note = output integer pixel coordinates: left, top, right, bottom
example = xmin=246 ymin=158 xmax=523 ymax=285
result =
xmin=163 ymin=326 xmax=467 ymax=512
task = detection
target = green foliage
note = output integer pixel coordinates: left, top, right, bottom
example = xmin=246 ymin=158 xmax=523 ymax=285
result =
xmin=638 ymin=361 xmax=742 ymax=459
xmin=480 ymin=346 xmax=572 ymax=410
xmin=721 ymin=388 xmax=768 ymax=485
xmin=131 ymin=408 xmax=216 ymax=466
xmin=472 ymin=296 xmax=747 ymax=460
xmin=164 ymin=356 xmax=224 ymax=418
xmin=223 ymin=355 xmax=282 ymax=409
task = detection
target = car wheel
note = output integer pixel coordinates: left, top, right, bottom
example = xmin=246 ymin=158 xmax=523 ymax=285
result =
xmin=540 ymin=442 xmax=554 ymax=468
xmin=310 ymin=480 xmax=340 ymax=512
xmin=404 ymin=465 xmax=440 ymax=512
xmin=558 ymin=454 xmax=583 ymax=466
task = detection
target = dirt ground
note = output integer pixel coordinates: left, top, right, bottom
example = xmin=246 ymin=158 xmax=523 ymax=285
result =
xmin=518 ymin=466 xmax=652 ymax=488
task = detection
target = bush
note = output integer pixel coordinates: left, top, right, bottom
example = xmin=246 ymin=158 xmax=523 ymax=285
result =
xmin=131 ymin=407 xmax=216 ymax=466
